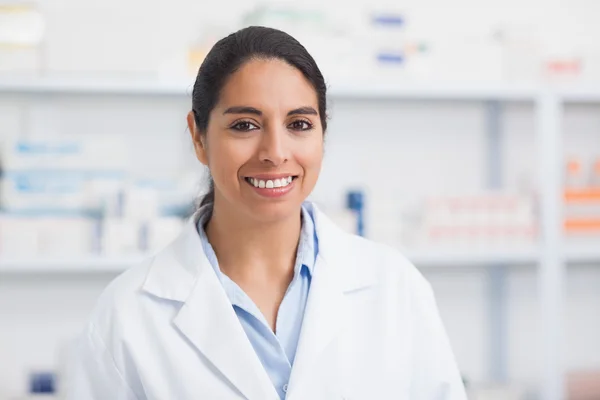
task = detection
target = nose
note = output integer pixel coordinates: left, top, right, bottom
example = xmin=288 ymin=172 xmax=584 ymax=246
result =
xmin=258 ymin=126 xmax=288 ymax=166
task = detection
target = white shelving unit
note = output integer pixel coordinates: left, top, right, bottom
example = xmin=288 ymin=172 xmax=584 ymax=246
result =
xmin=0 ymin=78 xmax=195 ymax=97
xmin=409 ymin=248 xmax=539 ymax=267
xmin=0 ymin=77 xmax=545 ymax=101
xmin=2 ymin=77 xmax=600 ymax=400
xmin=564 ymin=244 xmax=600 ymax=264
xmin=0 ymin=256 xmax=147 ymax=274
xmin=0 ymin=251 xmax=537 ymax=274
xmin=1 ymin=77 xmax=599 ymax=101
xmin=559 ymin=86 xmax=600 ymax=103
xmin=329 ymin=81 xmax=539 ymax=101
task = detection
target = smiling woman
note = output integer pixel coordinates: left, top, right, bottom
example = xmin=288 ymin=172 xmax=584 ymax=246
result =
xmin=188 ymin=26 xmax=327 ymax=218
xmin=68 ymin=26 xmax=467 ymax=400
xmin=188 ymin=53 xmax=325 ymax=223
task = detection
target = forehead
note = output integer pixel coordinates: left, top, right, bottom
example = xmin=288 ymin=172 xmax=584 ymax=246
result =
xmin=215 ymin=58 xmax=319 ymax=112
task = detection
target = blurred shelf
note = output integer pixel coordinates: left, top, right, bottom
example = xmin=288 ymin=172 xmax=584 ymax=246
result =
xmin=0 ymin=255 xmax=147 ymax=274
xmin=0 ymin=77 xmax=540 ymax=101
xmin=408 ymin=245 xmax=600 ymax=267
xmin=0 ymin=249 xmax=545 ymax=273
xmin=406 ymin=248 xmax=540 ymax=267
xmin=0 ymin=246 xmax=597 ymax=275
xmin=1 ymin=77 xmax=600 ymax=103
xmin=0 ymin=78 xmax=193 ymax=97
xmin=328 ymin=81 xmax=539 ymax=102
xmin=564 ymin=245 xmax=600 ymax=264
xmin=559 ymin=86 xmax=600 ymax=103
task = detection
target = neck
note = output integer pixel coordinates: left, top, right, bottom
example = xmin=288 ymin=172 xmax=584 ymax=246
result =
xmin=205 ymin=201 xmax=302 ymax=283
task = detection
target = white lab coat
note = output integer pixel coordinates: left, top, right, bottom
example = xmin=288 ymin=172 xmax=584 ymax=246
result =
xmin=67 ymin=203 xmax=467 ymax=400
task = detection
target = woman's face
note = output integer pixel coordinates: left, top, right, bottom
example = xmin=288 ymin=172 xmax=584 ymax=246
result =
xmin=188 ymin=58 xmax=324 ymax=223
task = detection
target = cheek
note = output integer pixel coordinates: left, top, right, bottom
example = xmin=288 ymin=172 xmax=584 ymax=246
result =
xmin=206 ymin=135 xmax=255 ymax=179
xmin=296 ymin=136 xmax=324 ymax=173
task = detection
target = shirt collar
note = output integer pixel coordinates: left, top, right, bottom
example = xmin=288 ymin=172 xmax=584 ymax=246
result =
xmin=196 ymin=203 xmax=318 ymax=279
xmin=296 ymin=204 xmax=317 ymax=277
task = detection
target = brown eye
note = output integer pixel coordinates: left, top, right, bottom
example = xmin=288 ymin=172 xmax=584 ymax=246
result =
xmin=231 ymin=121 xmax=259 ymax=132
xmin=289 ymin=120 xmax=313 ymax=131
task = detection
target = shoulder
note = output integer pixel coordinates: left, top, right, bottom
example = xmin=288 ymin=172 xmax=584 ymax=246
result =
xmin=86 ymin=215 xmax=202 ymax=336
xmin=345 ymin=233 xmax=433 ymax=295
xmin=85 ymin=257 xmax=156 ymax=337
xmin=312 ymin=203 xmax=432 ymax=297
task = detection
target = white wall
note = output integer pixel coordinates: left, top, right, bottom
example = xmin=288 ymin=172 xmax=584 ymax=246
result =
xmin=1 ymin=0 xmax=600 ymax=398
xmin=21 ymin=0 xmax=600 ymax=79
xmin=0 ymin=275 xmax=112 ymax=398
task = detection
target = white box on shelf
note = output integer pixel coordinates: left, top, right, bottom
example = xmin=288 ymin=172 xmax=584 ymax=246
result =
xmin=101 ymin=218 xmax=140 ymax=256
xmin=0 ymin=215 xmax=39 ymax=257
xmin=1 ymin=171 xmax=90 ymax=212
xmin=417 ymin=192 xmax=537 ymax=252
xmin=467 ymin=383 xmax=527 ymax=400
xmin=123 ymin=186 xmax=160 ymax=221
xmin=0 ymin=3 xmax=45 ymax=76
xmin=36 ymin=217 xmax=95 ymax=257
xmin=0 ymin=137 xmax=129 ymax=213
xmin=1 ymin=136 xmax=128 ymax=171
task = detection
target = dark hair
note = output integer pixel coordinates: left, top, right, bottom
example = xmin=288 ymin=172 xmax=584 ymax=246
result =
xmin=191 ymin=26 xmax=328 ymax=208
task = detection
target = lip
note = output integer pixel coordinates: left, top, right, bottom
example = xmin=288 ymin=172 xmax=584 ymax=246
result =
xmin=244 ymin=173 xmax=298 ymax=180
xmin=243 ymin=175 xmax=298 ymax=199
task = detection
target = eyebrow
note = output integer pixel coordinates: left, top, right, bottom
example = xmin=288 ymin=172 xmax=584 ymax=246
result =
xmin=223 ymin=106 xmax=262 ymax=116
xmin=222 ymin=106 xmax=318 ymax=117
xmin=287 ymin=107 xmax=318 ymax=116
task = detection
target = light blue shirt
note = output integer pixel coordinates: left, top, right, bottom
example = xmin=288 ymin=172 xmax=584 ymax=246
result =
xmin=196 ymin=205 xmax=318 ymax=399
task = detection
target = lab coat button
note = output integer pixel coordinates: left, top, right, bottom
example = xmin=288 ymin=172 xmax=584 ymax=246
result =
xmin=283 ymin=383 xmax=288 ymax=392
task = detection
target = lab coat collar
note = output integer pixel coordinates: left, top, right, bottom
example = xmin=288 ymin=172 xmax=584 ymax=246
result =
xmin=141 ymin=202 xmax=378 ymax=399
xmin=141 ymin=211 xmax=205 ymax=302
xmin=142 ymin=202 xmax=377 ymax=301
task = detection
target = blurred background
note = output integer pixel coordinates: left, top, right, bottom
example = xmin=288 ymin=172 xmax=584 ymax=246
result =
xmin=1 ymin=0 xmax=599 ymax=399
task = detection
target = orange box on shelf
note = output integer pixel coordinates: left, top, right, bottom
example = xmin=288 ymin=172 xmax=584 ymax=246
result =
xmin=564 ymin=189 xmax=600 ymax=203
xmin=563 ymin=188 xmax=600 ymax=234
xmin=564 ymin=219 xmax=600 ymax=232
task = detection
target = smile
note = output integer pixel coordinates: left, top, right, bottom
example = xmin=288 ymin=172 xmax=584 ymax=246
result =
xmin=244 ymin=176 xmax=296 ymax=189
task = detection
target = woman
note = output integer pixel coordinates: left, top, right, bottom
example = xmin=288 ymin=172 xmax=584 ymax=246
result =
xmin=69 ymin=26 xmax=466 ymax=400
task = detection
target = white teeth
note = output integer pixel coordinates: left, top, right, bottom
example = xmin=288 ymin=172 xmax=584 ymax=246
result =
xmin=248 ymin=176 xmax=294 ymax=189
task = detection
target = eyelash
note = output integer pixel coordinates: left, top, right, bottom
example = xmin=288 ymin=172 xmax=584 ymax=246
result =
xmin=288 ymin=119 xmax=313 ymax=131
xmin=230 ymin=120 xmax=259 ymax=132
xmin=229 ymin=119 xmax=314 ymax=132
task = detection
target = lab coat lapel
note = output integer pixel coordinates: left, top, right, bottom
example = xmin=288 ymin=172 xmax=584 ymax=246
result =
xmin=173 ymin=269 xmax=277 ymax=400
xmin=288 ymin=253 xmax=344 ymax=388
xmin=288 ymin=205 xmax=377 ymax=395
xmin=155 ymin=213 xmax=277 ymax=400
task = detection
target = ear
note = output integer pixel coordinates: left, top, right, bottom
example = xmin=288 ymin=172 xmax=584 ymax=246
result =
xmin=187 ymin=111 xmax=208 ymax=166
